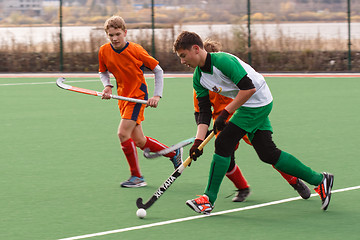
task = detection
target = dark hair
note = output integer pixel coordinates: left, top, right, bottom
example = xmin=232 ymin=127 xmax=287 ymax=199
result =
xmin=173 ymin=31 xmax=204 ymax=52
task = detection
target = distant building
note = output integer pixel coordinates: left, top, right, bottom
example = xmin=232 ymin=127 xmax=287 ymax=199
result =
xmin=3 ymin=0 xmax=43 ymax=17
xmin=43 ymin=0 xmax=60 ymax=7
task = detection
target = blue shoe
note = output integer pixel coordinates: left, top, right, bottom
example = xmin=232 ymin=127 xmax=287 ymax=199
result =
xmin=170 ymin=148 xmax=183 ymax=169
xmin=120 ymin=176 xmax=147 ymax=188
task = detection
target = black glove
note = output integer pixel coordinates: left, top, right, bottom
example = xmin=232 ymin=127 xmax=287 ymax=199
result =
xmin=189 ymin=139 xmax=204 ymax=161
xmin=213 ymin=109 xmax=230 ymax=133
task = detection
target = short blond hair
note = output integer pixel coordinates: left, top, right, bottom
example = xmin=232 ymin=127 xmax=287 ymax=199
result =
xmin=203 ymin=39 xmax=222 ymax=53
xmin=104 ymin=16 xmax=126 ymax=33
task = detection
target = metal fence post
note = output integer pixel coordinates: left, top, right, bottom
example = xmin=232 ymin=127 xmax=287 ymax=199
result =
xmin=247 ymin=0 xmax=252 ymax=65
xmin=151 ymin=0 xmax=156 ymax=57
xmin=59 ymin=0 xmax=64 ymax=72
xmin=347 ymin=0 xmax=352 ymax=71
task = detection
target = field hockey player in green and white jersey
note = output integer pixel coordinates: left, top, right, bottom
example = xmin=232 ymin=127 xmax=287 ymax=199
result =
xmin=173 ymin=31 xmax=334 ymax=215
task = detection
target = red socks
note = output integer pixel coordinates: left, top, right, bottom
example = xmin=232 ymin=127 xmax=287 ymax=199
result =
xmin=226 ymin=164 xmax=298 ymax=190
xmin=121 ymin=138 xmax=141 ymax=178
xmin=226 ymin=164 xmax=249 ymax=190
xmin=121 ymin=137 xmax=175 ymax=177
xmin=141 ymin=136 xmax=175 ymax=158
xmin=273 ymin=165 xmax=297 ymax=185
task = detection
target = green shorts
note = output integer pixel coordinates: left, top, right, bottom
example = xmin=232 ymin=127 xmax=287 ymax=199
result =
xmin=229 ymin=101 xmax=273 ymax=141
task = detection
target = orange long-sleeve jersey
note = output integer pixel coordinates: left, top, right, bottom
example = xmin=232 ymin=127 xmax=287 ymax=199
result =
xmin=98 ymin=42 xmax=158 ymax=100
xmin=193 ymin=90 xmax=232 ymax=121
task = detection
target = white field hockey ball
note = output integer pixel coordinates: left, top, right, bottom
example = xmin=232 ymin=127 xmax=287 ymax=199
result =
xmin=136 ymin=208 xmax=147 ymax=219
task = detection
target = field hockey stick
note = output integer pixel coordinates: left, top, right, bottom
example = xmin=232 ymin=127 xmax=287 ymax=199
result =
xmin=136 ymin=131 xmax=215 ymax=210
xmin=56 ymin=77 xmax=148 ymax=104
xmin=143 ymin=137 xmax=196 ymax=159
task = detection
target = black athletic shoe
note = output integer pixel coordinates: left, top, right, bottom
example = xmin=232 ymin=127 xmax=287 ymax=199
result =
xmin=232 ymin=187 xmax=250 ymax=202
xmin=314 ymin=172 xmax=334 ymax=211
xmin=291 ymin=179 xmax=311 ymax=199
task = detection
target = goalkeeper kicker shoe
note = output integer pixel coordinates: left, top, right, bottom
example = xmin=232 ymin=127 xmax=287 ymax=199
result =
xmin=186 ymin=195 xmax=214 ymax=215
xmin=170 ymin=148 xmax=183 ymax=169
xmin=232 ymin=187 xmax=250 ymax=202
xmin=120 ymin=176 xmax=147 ymax=188
xmin=314 ymin=172 xmax=334 ymax=210
xmin=291 ymin=178 xmax=311 ymax=199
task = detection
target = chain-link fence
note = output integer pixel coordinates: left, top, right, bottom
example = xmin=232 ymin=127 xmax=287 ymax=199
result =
xmin=0 ymin=0 xmax=359 ymax=72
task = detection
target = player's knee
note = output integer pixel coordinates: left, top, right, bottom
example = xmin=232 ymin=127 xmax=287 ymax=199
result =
xmin=117 ymin=131 xmax=124 ymax=139
xmin=257 ymin=149 xmax=281 ymax=165
xmin=132 ymin=137 xmax=146 ymax=148
xmin=215 ymin=122 xmax=246 ymax=158
xmin=251 ymin=130 xmax=281 ymax=165
xmin=118 ymin=131 xmax=131 ymax=143
xmin=214 ymin=136 xmax=233 ymax=157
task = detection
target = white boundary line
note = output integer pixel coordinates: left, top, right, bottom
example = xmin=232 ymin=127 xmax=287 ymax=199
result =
xmin=0 ymin=73 xmax=193 ymax=79
xmin=0 ymin=78 xmax=164 ymax=87
xmin=0 ymin=79 xmax=99 ymax=86
xmin=58 ymin=186 xmax=360 ymax=240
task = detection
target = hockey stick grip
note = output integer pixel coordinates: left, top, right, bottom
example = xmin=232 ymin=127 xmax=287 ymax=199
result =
xmin=109 ymin=94 xmax=147 ymax=104
xmin=181 ymin=131 xmax=215 ymax=168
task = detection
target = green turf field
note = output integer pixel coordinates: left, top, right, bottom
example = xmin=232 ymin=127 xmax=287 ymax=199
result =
xmin=0 ymin=75 xmax=359 ymax=240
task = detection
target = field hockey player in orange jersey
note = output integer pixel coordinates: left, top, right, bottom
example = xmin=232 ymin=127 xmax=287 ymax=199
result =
xmin=98 ymin=16 xmax=182 ymax=188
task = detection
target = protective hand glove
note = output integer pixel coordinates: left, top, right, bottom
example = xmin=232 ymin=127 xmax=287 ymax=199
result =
xmin=213 ymin=109 xmax=230 ymax=133
xmin=189 ymin=139 xmax=204 ymax=161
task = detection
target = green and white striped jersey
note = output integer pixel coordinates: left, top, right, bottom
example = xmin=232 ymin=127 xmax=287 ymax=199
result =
xmin=193 ymin=52 xmax=273 ymax=108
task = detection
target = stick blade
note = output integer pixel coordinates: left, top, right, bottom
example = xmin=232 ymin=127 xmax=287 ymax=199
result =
xmin=136 ymin=197 xmax=146 ymax=209
xmin=136 ymin=196 xmax=156 ymax=210
xmin=56 ymin=77 xmax=100 ymax=96
xmin=143 ymin=148 xmax=160 ymax=159
xmin=56 ymin=77 xmax=70 ymax=89
xmin=143 ymin=137 xmax=196 ymax=159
